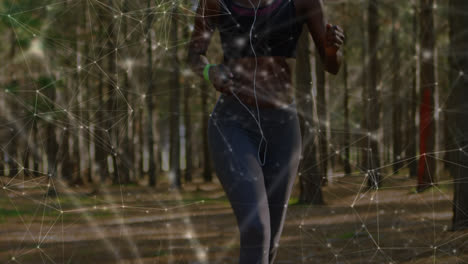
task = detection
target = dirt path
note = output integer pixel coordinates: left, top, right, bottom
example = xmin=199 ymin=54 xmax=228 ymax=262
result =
xmin=1 ymin=174 xmax=467 ymax=263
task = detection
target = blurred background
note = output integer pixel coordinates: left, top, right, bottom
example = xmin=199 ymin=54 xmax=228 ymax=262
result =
xmin=1 ymin=0 xmax=467 ymax=263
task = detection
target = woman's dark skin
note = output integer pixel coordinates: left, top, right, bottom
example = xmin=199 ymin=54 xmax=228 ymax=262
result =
xmin=187 ymin=0 xmax=344 ymax=108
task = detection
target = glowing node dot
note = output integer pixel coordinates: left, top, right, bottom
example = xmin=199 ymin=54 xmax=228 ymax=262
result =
xmin=146 ymin=210 xmax=149 ymax=213
xmin=164 ymin=208 xmax=168 ymax=212
xmin=459 ymin=71 xmax=464 ymax=76
xmin=60 ymin=210 xmax=63 ymax=214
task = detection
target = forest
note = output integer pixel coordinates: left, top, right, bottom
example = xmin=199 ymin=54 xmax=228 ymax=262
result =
xmin=0 ymin=0 xmax=467 ymax=263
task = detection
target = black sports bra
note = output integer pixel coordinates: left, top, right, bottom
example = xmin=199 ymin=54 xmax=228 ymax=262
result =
xmin=214 ymin=0 xmax=306 ymax=63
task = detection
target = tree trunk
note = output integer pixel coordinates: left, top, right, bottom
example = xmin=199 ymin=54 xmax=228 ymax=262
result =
xmin=120 ymin=0 xmax=132 ymax=184
xmin=417 ymin=0 xmax=437 ymax=192
xmin=360 ymin=0 xmax=368 ymax=172
xmin=94 ymin=64 xmax=109 ymax=190
xmin=146 ymin=0 xmax=157 ymax=186
xmin=296 ymin=25 xmax=323 ymax=205
xmin=184 ymin=75 xmax=193 ymax=183
xmin=407 ymin=2 xmax=418 ymax=178
xmin=45 ymin=77 xmax=59 ymax=196
xmin=366 ymin=0 xmax=381 ymax=189
xmin=343 ymin=38 xmax=351 ymax=176
xmin=202 ymin=81 xmax=213 ymax=182
xmin=449 ymin=0 xmax=468 ymax=230
xmin=60 ymin=78 xmax=73 ymax=183
xmin=315 ymin=48 xmax=328 ymax=185
xmin=169 ymin=5 xmax=181 ymax=189
xmin=391 ymin=4 xmax=402 ymax=173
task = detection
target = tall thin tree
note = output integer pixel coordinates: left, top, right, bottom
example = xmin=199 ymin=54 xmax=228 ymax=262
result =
xmin=448 ymin=0 xmax=468 ymax=230
xmin=145 ymin=0 xmax=157 ymax=186
xmin=342 ymin=2 xmax=351 ymax=176
xmin=296 ymin=24 xmax=323 ymax=205
xmin=416 ymin=0 xmax=437 ymax=192
xmin=391 ymin=4 xmax=402 ymax=173
xmin=169 ymin=4 xmax=182 ymax=189
xmin=407 ymin=1 xmax=419 ymax=178
xmin=366 ymin=0 xmax=381 ymax=189
xmin=316 ymin=47 xmax=328 ymax=185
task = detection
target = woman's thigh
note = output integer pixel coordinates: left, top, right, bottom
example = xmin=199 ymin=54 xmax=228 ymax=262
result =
xmin=261 ymin=111 xmax=302 ymax=205
xmin=207 ymin=116 xmax=271 ymax=228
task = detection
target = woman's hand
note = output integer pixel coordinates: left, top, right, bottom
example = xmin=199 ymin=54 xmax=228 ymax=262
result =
xmin=325 ymin=23 xmax=344 ymax=57
xmin=209 ymin=64 xmax=235 ymax=94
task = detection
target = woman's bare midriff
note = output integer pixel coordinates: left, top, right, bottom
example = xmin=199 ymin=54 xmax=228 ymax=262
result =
xmin=223 ymin=56 xmax=296 ymax=108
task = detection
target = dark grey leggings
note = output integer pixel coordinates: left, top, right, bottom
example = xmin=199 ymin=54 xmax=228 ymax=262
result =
xmin=207 ymin=93 xmax=302 ymax=264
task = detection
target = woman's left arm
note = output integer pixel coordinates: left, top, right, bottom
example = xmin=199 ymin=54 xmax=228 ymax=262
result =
xmin=298 ymin=0 xmax=344 ymax=74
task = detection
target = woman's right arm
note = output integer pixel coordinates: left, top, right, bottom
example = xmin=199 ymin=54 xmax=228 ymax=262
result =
xmin=186 ymin=0 xmax=217 ymax=77
xmin=186 ymin=0 xmax=234 ymax=92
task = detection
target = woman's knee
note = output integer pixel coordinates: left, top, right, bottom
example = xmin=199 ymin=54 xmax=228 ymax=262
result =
xmin=239 ymin=213 xmax=271 ymax=247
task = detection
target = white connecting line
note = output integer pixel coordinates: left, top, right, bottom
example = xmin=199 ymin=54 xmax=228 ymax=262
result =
xmin=228 ymin=0 xmax=269 ymax=166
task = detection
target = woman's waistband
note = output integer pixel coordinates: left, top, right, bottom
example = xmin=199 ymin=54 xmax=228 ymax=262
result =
xmin=218 ymin=93 xmax=297 ymax=112
xmin=211 ymin=93 xmax=297 ymax=124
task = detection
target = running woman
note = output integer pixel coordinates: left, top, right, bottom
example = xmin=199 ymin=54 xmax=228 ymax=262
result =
xmin=187 ymin=0 xmax=343 ymax=262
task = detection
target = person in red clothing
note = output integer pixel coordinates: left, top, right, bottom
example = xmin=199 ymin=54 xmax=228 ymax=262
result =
xmin=187 ymin=0 xmax=344 ymax=262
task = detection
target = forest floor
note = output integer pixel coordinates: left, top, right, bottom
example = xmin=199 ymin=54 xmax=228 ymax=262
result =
xmin=0 ymin=168 xmax=467 ymax=264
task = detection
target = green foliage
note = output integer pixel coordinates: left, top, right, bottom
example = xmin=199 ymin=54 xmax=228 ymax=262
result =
xmin=153 ymin=250 xmax=170 ymax=257
xmin=0 ymin=0 xmax=49 ymax=51
xmin=5 ymin=79 xmax=19 ymax=94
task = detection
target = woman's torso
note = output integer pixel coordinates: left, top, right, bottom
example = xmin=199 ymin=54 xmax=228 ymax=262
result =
xmin=214 ymin=0 xmax=305 ymax=108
